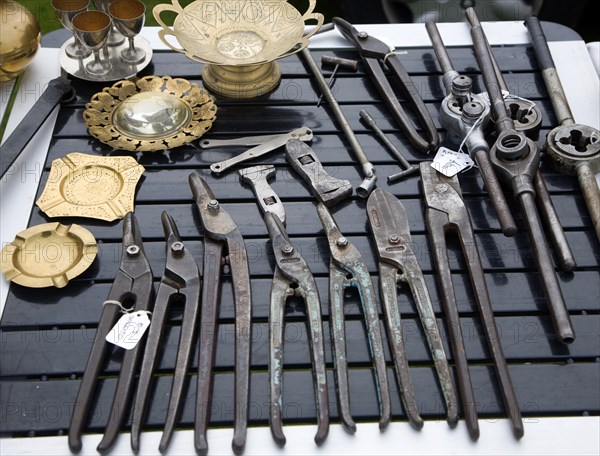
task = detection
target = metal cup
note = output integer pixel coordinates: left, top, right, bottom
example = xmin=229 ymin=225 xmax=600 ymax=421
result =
xmin=72 ymin=11 xmax=112 ymax=77
xmin=108 ymin=0 xmax=146 ymax=64
xmin=93 ymin=0 xmax=126 ymax=46
xmin=51 ymin=0 xmax=92 ymax=59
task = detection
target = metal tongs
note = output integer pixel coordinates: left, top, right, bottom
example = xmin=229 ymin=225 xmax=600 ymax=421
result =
xmin=333 ymin=17 xmax=439 ymax=154
xmin=189 ymin=173 xmax=252 ymax=455
xmin=68 ymin=212 xmax=153 ymax=454
xmin=420 ymin=162 xmax=523 ymax=440
xmin=316 ymin=203 xmax=391 ymax=432
xmin=130 ymin=212 xmax=201 ymax=453
xmin=366 ymin=189 xmax=458 ymax=429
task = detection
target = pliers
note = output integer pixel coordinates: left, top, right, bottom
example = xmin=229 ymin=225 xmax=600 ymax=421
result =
xmin=420 ymin=162 xmax=523 ymax=439
xmin=68 ymin=212 xmax=153 ymax=454
xmin=333 ymin=17 xmax=439 ymax=154
xmin=316 ymin=203 xmax=391 ymax=432
xmin=189 ymin=173 xmax=252 ymax=456
xmin=130 ymin=211 xmax=201 ymax=453
xmin=366 ymin=189 xmax=458 ymax=429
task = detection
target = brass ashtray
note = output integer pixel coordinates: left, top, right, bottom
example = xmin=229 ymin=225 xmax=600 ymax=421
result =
xmin=36 ymin=153 xmax=145 ymax=222
xmin=154 ymin=0 xmax=324 ymax=98
xmin=83 ymin=75 xmax=217 ymax=152
xmin=1 ymin=222 xmax=98 ymax=288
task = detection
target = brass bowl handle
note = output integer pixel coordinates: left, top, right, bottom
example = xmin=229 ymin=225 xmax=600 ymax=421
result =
xmin=153 ymin=1 xmax=187 ymax=54
xmin=276 ymin=0 xmax=324 ymax=60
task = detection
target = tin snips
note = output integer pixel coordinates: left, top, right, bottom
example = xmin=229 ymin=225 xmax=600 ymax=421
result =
xmin=239 ymin=165 xmax=329 ymax=446
xmin=366 ymin=189 xmax=458 ymax=429
xmin=316 ymin=203 xmax=392 ymax=432
xmin=333 ymin=17 xmax=439 ymax=154
xmin=68 ymin=212 xmax=153 ymax=454
xmin=189 ymin=173 xmax=252 ymax=455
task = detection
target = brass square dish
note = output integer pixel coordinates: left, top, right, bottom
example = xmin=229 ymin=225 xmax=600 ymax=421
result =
xmin=36 ymin=153 xmax=145 ymax=222
xmin=1 ymin=222 xmax=98 ymax=288
xmin=83 ymin=75 xmax=217 ymax=152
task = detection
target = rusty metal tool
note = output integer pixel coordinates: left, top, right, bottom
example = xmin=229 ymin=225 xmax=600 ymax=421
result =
xmin=420 ymin=162 xmax=524 ymax=440
xmin=130 ymin=212 xmax=201 ymax=453
xmin=425 ymin=21 xmax=517 ymax=236
xmin=245 ymin=172 xmax=329 ymax=445
xmin=526 ymin=15 xmax=600 ymax=242
xmin=366 ymin=188 xmax=458 ymax=430
xmin=317 ymin=54 xmax=358 ymax=107
xmin=359 ymin=110 xmax=420 ymax=183
xmin=333 ymin=17 xmax=439 ymax=154
xmin=467 ymin=7 xmax=575 ymax=344
xmin=239 ymin=164 xmax=286 ymax=223
xmin=285 ymin=139 xmax=353 ymax=206
xmin=68 ymin=212 xmax=153 ymax=454
xmin=206 ymin=127 xmax=313 ymax=175
xmin=300 ymin=46 xmax=377 ymax=197
xmin=189 ymin=173 xmax=252 ymax=455
xmin=0 ymin=76 xmax=74 ymax=180
xmin=459 ymin=15 xmax=575 ymax=269
xmin=316 ymin=203 xmax=391 ymax=432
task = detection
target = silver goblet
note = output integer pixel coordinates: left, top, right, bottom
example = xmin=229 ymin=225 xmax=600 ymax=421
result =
xmin=93 ymin=0 xmax=126 ymax=46
xmin=72 ymin=11 xmax=112 ymax=77
xmin=51 ymin=0 xmax=92 ymax=59
xmin=108 ymin=0 xmax=146 ymax=64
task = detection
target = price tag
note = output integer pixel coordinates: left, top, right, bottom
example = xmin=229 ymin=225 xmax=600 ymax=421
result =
xmin=105 ymin=311 xmax=151 ymax=350
xmin=431 ymin=147 xmax=474 ymax=177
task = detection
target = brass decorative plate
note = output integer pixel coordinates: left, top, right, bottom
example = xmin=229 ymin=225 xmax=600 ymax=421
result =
xmin=83 ymin=75 xmax=217 ymax=152
xmin=36 ymin=153 xmax=145 ymax=221
xmin=1 ymin=223 xmax=98 ymax=288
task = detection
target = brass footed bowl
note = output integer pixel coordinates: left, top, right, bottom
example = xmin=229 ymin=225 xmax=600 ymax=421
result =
xmin=154 ymin=0 xmax=324 ymax=98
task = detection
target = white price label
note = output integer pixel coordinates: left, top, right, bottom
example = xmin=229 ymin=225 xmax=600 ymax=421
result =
xmin=431 ymin=147 xmax=474 ymax=177
xmin=105 ymin=311 xmax=151 ymax=350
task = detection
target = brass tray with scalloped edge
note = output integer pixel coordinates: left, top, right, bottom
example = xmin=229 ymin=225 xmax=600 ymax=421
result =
xmin=36 ymin=153 xmax=145 ymax=222
xmin=0 ymin=222 xmax=98 ymax=288
xmin=83 ymin=75 xmax=217 ymax=152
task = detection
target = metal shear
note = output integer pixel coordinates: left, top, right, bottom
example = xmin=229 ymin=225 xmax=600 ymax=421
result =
xmin=333 ymin=17 xmax=439 ymax=154
xmin=264 ymin=210 xmax=329 ymax=446
xmin=130 ymin=211 xmax=201 ymax=453
xmin=239 ymin=166 xmax=329 ymax=445
xmin=366 ymin=189 xmax=458 ymax=429
xmin=68 ymin=212 xmax=153 ymax=454
xmin=420 ymin=162 xmax=523 ymax=440
xmin=189 ymin=173 xmax=252 ymax=456
xmin=316 ymin=203 xmax=391 ymax=433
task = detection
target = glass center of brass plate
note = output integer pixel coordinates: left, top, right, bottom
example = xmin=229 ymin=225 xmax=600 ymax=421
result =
xmin=60 ymin=165 xmax=124 ymax=206
xmin=112 ymin=91 xmax=192 ymax=139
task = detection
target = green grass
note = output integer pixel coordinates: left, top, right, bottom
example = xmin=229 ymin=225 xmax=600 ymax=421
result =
xmin=17 ymin=0 xmax=341 ymax=35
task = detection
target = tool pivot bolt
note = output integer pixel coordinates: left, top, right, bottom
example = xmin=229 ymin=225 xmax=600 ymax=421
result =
xmin=282 ymin=244 xmax=294 ymax=255
xmin=389 ymin=234 xmax=401 ymax=244
xmin=336 ymin=236 xmax=348 ymax=247
xmin=171 ymin=242 xmax=185 ymax=254
xmin=126 ymin=245 xmax=140 ymax=256
xmin=207 ymin=200 xmax=220 ymax=212
xmin=358 ymin=31 xmax=368 ymax=39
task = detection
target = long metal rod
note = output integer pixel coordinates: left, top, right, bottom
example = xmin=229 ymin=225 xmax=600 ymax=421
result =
xmin=300 ymin=47 xmax=377 ymax=197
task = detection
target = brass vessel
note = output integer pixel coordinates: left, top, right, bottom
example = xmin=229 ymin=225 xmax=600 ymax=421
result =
xmin=154 ymin=0 xmax=324 ymax=99
xmin=0 ymin=0 xmax=41 ymax=81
